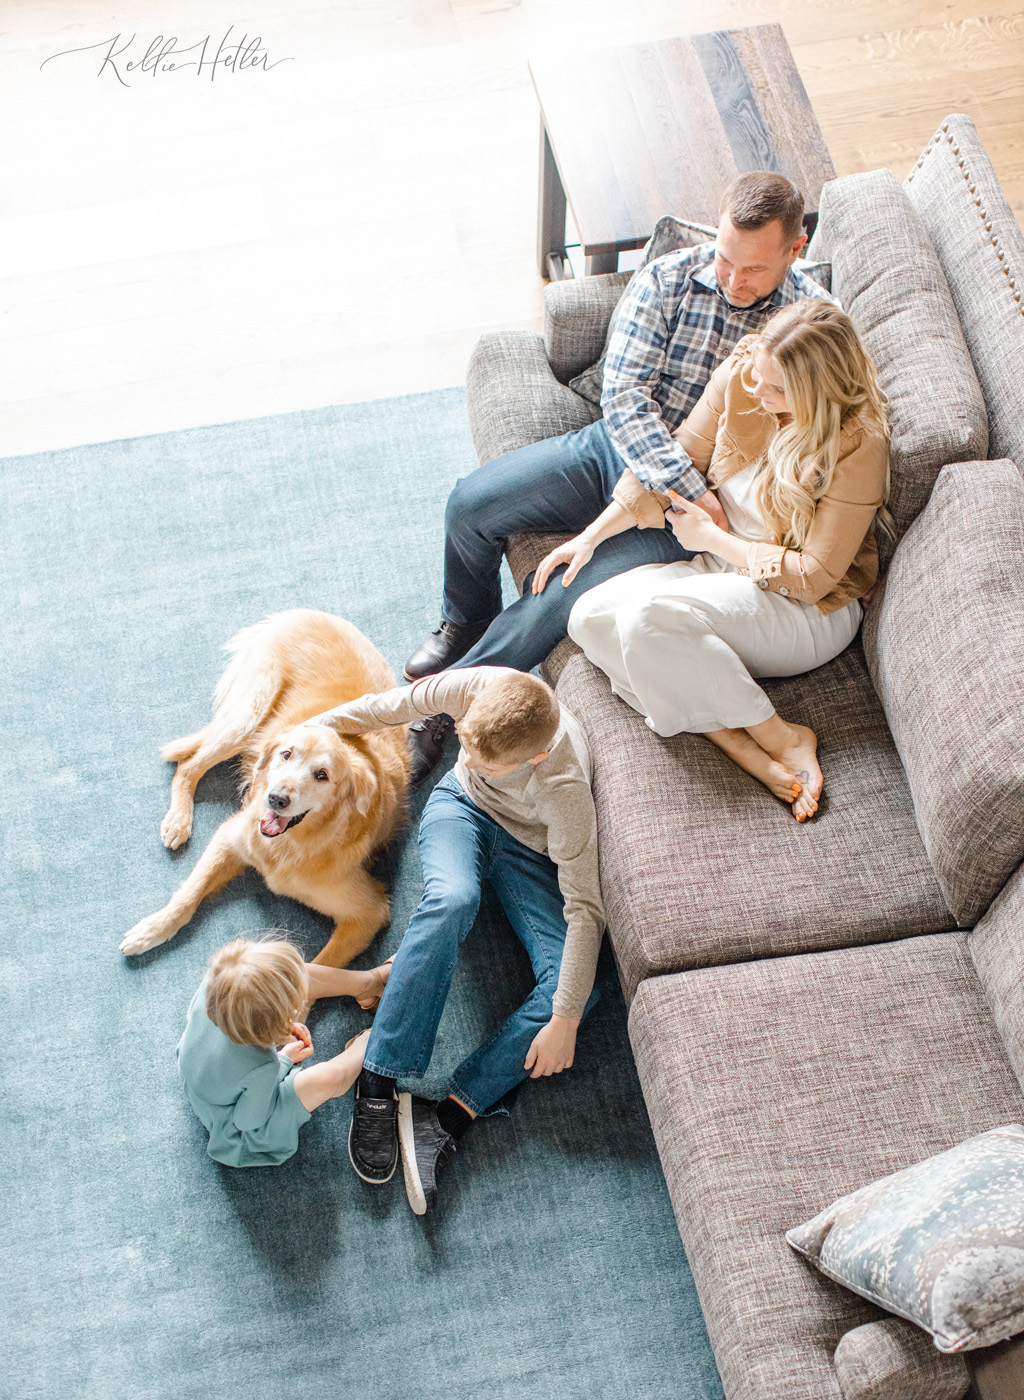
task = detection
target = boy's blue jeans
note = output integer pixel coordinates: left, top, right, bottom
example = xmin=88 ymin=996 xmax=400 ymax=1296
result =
xmin=362 ymin=772 xmax=600 ymax=1116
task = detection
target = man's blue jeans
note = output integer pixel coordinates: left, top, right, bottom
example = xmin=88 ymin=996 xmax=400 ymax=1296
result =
xmin=443 ymin=419 xmax=693 ymax=674
xmin=362 ymin=773 xmax=600 ymax=1116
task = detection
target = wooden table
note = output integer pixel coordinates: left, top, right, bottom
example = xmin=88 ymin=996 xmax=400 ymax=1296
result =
xmin=529 ymin=25 xmax=836 ymax=279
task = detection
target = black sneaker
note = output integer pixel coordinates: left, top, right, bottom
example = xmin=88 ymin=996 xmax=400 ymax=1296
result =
xmin=408 ymin=713 xmax=455 ymax=787
xmin=403 ymin=619 xmax=491 ymax=682
xmin=348 ymin=1083 xmax=399 ymax=1184
xmin=398 ymin=1094 xmax=458 ymax=1216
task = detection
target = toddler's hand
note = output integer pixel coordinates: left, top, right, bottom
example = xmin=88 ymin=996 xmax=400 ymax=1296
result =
xmin=282 ymin=1021 xmax=314 ymax=1063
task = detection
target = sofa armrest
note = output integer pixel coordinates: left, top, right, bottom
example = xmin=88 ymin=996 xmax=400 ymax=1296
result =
xmin=465 ymin=330 xmax=600 ymax=466
xmin=543 ymin=272 xmax=631 ymax=385
xmin=834 ymin=1319 xmax=969 ymax=1400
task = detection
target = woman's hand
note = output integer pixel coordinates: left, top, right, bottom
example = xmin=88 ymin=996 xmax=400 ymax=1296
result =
xmin=532 ymin=534 xmax=596 ymax=594
xmin=667 ymin=493 xmax=728 ymax=552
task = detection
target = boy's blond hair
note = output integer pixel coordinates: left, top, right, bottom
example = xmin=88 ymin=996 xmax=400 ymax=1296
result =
xmin=456 ymin=672 xmax=560 ymax=764
xmin=205 ymin=936 xmax=308 ymax=1048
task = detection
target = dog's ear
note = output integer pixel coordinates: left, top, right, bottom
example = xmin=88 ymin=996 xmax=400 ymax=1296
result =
xmin=247 ymin=739 xmax=275 ymax=797
xmin=346 ymin=750 xmax=376 ymax=819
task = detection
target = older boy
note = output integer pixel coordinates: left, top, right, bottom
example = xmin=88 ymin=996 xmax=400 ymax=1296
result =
xmin=310 ymin=666 xmax=603 ymax=1214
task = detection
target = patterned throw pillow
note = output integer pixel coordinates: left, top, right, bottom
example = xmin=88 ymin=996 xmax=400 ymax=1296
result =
xmin=567 ymin=214 xmax=831 ymax=405
xmin=786 ymin=1124 xmax=1024 ymax=1353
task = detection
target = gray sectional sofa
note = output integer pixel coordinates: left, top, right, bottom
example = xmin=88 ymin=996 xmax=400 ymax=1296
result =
xmin=464 ymin=114 xmax=1024 ymax=1400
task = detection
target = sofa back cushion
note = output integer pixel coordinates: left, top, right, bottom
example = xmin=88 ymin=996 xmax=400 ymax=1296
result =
xmin=808 ymin=169 xmax=988 ymax=554
xmin=863 ymin=459 xmax=1024 ymax=926
xmin=904 ymin=113 xmax=1024 ymax=471
xmin=543 ymin=272 xmax=631 ymax=386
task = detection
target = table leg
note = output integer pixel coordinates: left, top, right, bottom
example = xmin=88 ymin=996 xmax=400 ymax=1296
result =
xmin=585 ymin=251 xmax=619 ymax=275
xmin=537 ymin=121 xmax=567 ymax=279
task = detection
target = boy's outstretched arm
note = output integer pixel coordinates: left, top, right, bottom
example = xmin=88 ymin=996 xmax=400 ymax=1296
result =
xmin=304 ymin=666 xmax=521 ymax=735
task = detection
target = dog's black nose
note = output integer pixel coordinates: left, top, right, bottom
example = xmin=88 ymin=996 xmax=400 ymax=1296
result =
xmin=266 ymin=790 xmax=291 ymax=811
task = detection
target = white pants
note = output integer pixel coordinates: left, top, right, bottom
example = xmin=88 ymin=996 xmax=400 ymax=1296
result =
xmin=567 ymin=554 xmax=862 ymax=736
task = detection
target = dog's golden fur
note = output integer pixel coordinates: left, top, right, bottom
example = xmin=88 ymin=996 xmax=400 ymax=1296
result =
xmin=120 ymin=610 xmax=409 ymax=965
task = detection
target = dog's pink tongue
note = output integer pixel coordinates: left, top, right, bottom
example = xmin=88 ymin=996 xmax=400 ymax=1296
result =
xmin=260 ymin=810 xmax=289 ymax=837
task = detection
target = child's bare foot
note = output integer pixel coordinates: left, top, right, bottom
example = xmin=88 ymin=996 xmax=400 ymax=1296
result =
xmin=704 ymin=729 xmax=802 ymax=805
xmin=761 ymin=723 xmax=822 ymax=822
xmin=356 ymin=958 xmax=394 ymax=1012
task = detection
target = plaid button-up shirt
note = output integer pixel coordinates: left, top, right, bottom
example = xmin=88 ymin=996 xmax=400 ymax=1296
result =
xmin=601 ymin=242 xmax=838 ymax=500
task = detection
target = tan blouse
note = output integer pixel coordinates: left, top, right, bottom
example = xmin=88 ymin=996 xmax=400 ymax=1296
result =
xmin=611 ymin=336 xmax=890 ymax=615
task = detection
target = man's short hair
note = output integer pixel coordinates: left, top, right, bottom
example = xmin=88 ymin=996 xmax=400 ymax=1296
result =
xmin=720 ymin=171 xmax=804 ymax=245
xmin=457 ymin=673 xmax=560 ymax=764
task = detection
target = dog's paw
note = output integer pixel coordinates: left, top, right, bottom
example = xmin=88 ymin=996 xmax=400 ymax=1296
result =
xmin=160 ymin=807 xmax=193 ymax=850
xmin=120 ymin=916 xmax=174 ymax=956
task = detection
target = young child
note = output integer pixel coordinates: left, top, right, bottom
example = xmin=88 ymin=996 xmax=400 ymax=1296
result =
xmin=310 ymin=666 xmax=605 ymax=1214
xmin=176 ymin=936 xmax=392 ymax=1168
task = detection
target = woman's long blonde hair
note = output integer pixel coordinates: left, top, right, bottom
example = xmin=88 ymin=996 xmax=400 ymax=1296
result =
xmin=745 ymin=300 xmax=894 ymax=549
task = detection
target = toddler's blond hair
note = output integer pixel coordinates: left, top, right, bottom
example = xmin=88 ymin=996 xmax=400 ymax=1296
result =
xmin=456 ymin=672 xmax=560 ymax=765
xmin=205 ymin=935 xmax=308 ymax=1047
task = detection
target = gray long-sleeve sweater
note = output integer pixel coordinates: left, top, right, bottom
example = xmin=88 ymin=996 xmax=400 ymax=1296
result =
xmin=316 ymin=666 xmax=605 ymax=1019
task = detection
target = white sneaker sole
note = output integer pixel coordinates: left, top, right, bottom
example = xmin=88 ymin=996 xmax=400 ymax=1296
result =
xmin=398 ymin=1093 xmax=427 ymax=1215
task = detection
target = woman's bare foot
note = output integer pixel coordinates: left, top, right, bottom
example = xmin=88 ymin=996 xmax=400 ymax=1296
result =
xmin=750 ymin=720 xmax=823 ymax=822
xmin=705 ymin=728 xmax=803 ymax=805
xmin=355 ymin=958 xmax=394 ymax=1012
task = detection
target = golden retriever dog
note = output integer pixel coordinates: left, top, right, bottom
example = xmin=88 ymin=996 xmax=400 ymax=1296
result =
xmin=120 ymin=609 xmax=409 ymax=965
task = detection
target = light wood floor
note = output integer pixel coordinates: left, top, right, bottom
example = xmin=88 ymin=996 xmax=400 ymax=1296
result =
xmin=2 ymin=0 xmax=1021 ymax=456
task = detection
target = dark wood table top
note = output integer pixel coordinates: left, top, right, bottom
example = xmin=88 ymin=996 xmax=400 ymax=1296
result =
xmin=529 ymin=25 xmax=836 ymax=257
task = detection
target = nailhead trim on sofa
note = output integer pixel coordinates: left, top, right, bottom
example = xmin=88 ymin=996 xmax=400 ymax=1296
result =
xmin=908 ymin=119 xmax=1021 ymax=315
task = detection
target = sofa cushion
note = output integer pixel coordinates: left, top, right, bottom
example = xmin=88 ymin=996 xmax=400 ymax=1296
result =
xmin=833 ymin=1320 xmax=968 ymax=1400
xmin=863 ymin=460 xmax=1024 ymax=927
xmin=787 ymin=1124 xmax=1024 ymax=1353
xmin=628 ymin=934 xmax=1024 ymax=1400
xmin=544 ymin=271 xmax=631 ymax=386
xmin=970 ymin=863 xmax=1024 ymax=1095
xmin=465 ymin=330 xmax=598 ymax=467
xmin=808 ymin=168 xmax=988 ymax=549
xmin=555 ymin=643 xmax=950 ymax=999
xmin=905 ymin=113 xmax=1024 ymax=471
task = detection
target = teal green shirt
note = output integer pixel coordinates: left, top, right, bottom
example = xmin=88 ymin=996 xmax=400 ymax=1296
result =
xmin=176 ymin=977 xmax=312 ymax=1168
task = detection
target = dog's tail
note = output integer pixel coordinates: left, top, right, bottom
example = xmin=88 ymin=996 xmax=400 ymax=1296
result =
xmin=212 ymin=620 xmax=286 ymax=737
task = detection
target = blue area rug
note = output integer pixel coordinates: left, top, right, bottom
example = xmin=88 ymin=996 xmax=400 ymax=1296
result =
xmin=2 ymin=389 xmax=722 ymax=1400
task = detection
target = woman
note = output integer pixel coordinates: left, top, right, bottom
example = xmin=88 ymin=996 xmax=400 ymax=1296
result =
xmin=534 ymin=300 xmax=893 ymax=822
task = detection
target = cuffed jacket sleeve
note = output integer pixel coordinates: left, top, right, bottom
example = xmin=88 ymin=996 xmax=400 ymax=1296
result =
xmin=611 ymin=467 xmax=671 ymax=528
xmin=742 ymin=426 xmax=889 ymax=607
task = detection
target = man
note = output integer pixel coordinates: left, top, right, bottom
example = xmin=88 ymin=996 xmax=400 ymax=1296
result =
xmin=404 ymin=171 xmax=837 ymax=781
